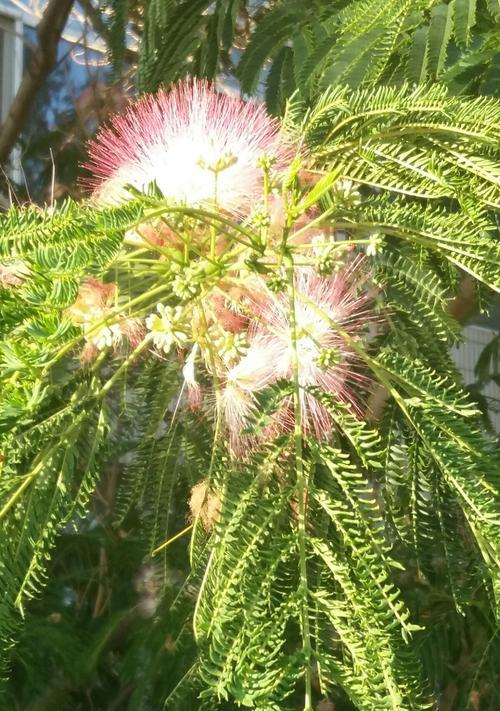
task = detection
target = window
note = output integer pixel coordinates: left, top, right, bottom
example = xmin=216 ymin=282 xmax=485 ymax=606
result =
xmin=0 ymin=7 xmax=22 ymax=121
xmin=0 ymin=3 xmax=22 ymax=181
xmin=451 ymin=324 xmax=500 ymax=433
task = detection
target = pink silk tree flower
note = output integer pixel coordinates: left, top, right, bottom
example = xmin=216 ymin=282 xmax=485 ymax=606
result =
xmin=182 ymin=344 xmax=202 ymax=411
xmin=209 ymin=294 xmax=248 ymax=334
xmin=221 ymin=337 xmax=284 ymax=454
xmin=257 ymin=261 xmax=374 ymax=439
xmin=222 ymin=258 xmax=375 ymax=448
xmin=84 ymin=80 xmax=292 ymax=214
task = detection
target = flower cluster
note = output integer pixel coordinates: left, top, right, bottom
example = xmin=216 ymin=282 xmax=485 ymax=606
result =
xmin=145 ymin=304 xmax=188 ymax=354
xmin=66 ymin=278 xmax=143 ymax=362
xmin=82 ymin=80 xmax=379 ymax=455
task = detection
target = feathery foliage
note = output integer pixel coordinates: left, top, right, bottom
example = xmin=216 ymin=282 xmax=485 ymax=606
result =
xmin=134 ymin=0 xmax=500 ymax=106
xmin=1 ymin=16 xmax=500 ymax=711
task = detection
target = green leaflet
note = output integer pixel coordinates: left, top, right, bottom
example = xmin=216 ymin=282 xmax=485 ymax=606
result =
xmin=129 ymin=0 xmax=499 ymax=106
xmin=375 ymin=350 xmax=500 ymax=617
xmin=193 ymin=434 xmax=428 ymax=710
xmin=486 ymin=0 xmax=500 ymax=20
xmin=1 ymin=73 xmax=500 ymax=709
xmin=376 ymin=349 xmax=479 ymax=417
xmin=237 ymin=2 xmax=306 ymax=96
xmin=407 ymin=26 xmax=429 ymax=84
xmin=454 ymin=0 xmax=477 ymax=47
xmin=428 ymin=3 xmax=455 ymax=78
xmin=138 ymin=0 xmax=213 ymax=92
xmin=106 ymin=0 xmax=129 ymax=76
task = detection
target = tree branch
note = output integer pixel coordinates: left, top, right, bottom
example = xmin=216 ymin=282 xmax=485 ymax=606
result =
xmin=0 ymin=0 xmax=75 ymax=165
xmin=79 ymin=0 xmax=139 ymax=66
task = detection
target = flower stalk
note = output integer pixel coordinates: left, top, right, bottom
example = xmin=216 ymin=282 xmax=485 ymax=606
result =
xmin=285 ymin=251 xmax=314 ymax=711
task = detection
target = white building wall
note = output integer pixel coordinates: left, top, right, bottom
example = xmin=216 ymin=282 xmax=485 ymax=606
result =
xmin=451 ymin=325 xmax=500 ymax=433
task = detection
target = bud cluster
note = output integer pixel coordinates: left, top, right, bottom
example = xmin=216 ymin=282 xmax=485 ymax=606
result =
xmin=312 ymin=235 xmax=341 ymax=276
xmin=172 ymin=270 xmax=202 ymax=301
xmin=267 ymin=272 xmax=287 ymax=293
xmin=333 ymin=179 xmax=361 ymax=207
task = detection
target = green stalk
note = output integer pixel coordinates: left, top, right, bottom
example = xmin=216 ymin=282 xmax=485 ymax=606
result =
xmin=261 ymin=159 xmax=270 ymax=248
xmin=0 ymin=410 xmax=88 ymax=521
xmin=284 ymin=252 xmax=313 ymax=711
xmin=210 ymin=171 xmax=219 ymax=260
xmin=95 ymin=337 xmax=152 ymax=398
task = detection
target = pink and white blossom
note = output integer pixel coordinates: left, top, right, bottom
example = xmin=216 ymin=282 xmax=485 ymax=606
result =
xmin=84 ymin=80 xmax=292 ymax=214
xmin=221 ymin=338 xmax=283 ymax=453
xmin=182 ymin=344 xmax=202 ymax=410
xmin=221 ymin=258 xmax=375 ymax=448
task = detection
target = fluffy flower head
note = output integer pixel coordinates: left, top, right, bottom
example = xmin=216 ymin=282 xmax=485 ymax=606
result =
xmin=221 ymin=259 xmax=376 ymax=447
xmin=85 ymin=80 xmax=292 ymax=214
xmin=66 ymin=277 xmax=115 ymax=325
xmin=258 ymin=262 xmax=374 ymax=437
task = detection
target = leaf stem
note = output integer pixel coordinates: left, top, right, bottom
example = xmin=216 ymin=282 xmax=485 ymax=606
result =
xmin=95 ymin=337 xmax=152 ymax=399
xmin=151 ymin=524 xmax=194 ymax=556
xmin=285 ymin=252 xmax=313 ymax=711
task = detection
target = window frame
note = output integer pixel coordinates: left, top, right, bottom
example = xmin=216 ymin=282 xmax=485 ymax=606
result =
xmin=0 ymin=2 xmax=23 ymax=183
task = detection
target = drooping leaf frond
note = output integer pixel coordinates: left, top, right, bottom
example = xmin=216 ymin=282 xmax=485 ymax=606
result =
xmin=0 ymin=382 xmax=108 ymax=674
xmin=135 ymin=0 xmax=500 ymax=106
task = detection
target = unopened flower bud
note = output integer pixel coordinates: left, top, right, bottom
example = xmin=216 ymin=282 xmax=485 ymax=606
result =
xmin=197 ymin=151 xmax=238 ymax=174
xmin=317 ymin=348 xmax=339 ymax=370
xmin=267 ymin=272 xmax=287 ymax=293
xmin=251 ymin=210 xmax=271 ymax=229
xmin=257 ymin=155 xmax=276 ymax=171
xmin=172 ymin=272 xmax=201 ymax=301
